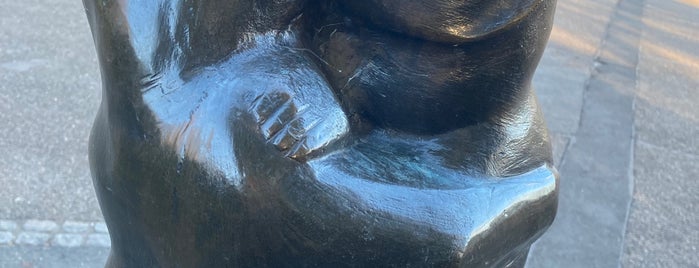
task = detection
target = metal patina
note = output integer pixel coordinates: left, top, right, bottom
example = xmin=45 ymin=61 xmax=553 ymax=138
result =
xmin=84 ymin=0 xmax=558 ymax=266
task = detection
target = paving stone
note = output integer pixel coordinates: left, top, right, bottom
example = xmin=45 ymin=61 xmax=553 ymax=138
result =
xmin=534 ymin=51 xmax=586 ymax=135
xmin=529 ymin=78 xmax=636 ymax=267
xmin=533 ymin=0 xmax=620 ymax=136
xmin=15 ymin=232 xmax=51 ymax=246
xmin=62 ymin=221 xmax=92 ymax=233
xmin=549 ymin=133 xmax=570 ymax=167
xmin=0 ymin=245 xmax=110 ymax=268
xmin=85 ymin=234 xmax=111 ymax=247
xmin=527 ymin=0 xmax=645 ymax=267
xmin=0 ymin=220 xmax=18 ymax=231
xmin=52 ymin=234 xmax=85 ymax=247
xmin=23 ymin=220 xmax=58 ymax=232
xmin=0 ymin=232 xmax=14 ymax=245
xmin=94 ymin=222 xmax=108 ymax=233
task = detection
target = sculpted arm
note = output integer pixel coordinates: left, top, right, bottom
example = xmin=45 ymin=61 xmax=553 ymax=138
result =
xmin=339 ymin=0 xmax=545 ymax=43
xmin=83 ymin=1 xmax=558 ymax=266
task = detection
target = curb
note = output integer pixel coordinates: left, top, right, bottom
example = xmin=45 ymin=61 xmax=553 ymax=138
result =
xmin=0 ymin=219 xmax=110 ymax=248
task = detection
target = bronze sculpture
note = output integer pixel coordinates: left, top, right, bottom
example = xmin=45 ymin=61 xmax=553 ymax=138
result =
xmin=84 ymin=0 xmax=558 ymax=267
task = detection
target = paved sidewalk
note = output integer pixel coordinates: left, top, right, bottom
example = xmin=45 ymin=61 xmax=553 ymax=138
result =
xmin=0 ymin=0 xmax=107 ymax=266
xmin=528 ymin=0 xmax=699 ymax=267
xmin=0 ymin=0 xmax=102 ymax=222
xmin=529 ymin=0 xmax=642 ymax=265
xmin=0 ymin=246 xmax=109 ymax=268
xmin=622 ymin=0 xmax=699 ymax=266
xmin=1 ymin=0 xmax=697 ymax=267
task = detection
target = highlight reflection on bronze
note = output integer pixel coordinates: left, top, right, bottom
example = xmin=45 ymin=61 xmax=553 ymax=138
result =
xmin=84 ymin=0 xmax=558 ymax=267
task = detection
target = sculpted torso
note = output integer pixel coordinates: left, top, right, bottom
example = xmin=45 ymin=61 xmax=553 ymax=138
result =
xmin=84 ymin=0 xmax=557 ymax=267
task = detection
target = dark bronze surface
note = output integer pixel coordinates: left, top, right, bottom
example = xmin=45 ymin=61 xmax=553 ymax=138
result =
xmin=83 ymin=0 xmax=558 ymax=267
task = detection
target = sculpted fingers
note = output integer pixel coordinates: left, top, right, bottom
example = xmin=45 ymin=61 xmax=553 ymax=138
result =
xmin=285 ymin=107 xmax=349 ymax=159
xmin=250 ymin=91 xmax=295 ymax=137
xmin=269 ymin=110 xmax=316 ymax=151
xmin=249 ymin=90 xmax=349 ymax=160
